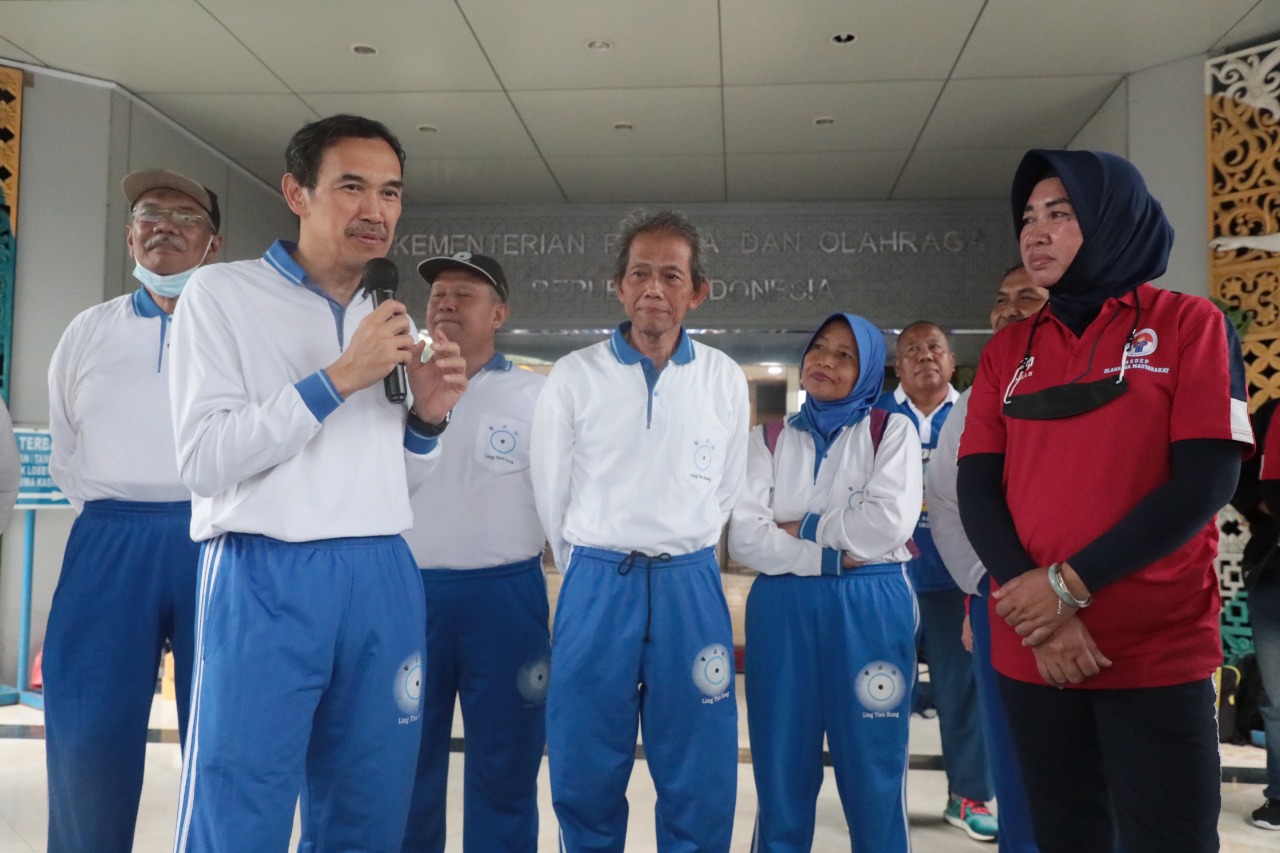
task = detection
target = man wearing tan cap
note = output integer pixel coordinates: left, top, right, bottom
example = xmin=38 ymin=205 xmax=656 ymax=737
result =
xmin=44 ymin=168 xmax=222 ymax=853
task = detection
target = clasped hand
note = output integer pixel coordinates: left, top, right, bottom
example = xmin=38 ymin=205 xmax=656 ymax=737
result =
xmin=993 ymin=564 xmax=1111 ymax=686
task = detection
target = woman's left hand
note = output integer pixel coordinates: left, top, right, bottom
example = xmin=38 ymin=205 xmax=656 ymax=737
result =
xmin=993 ymin=565 xmax=1077 ymax=647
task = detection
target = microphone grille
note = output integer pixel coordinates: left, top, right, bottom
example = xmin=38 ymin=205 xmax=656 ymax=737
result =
xmin=362 ymin=257 xmax=399 ymax=294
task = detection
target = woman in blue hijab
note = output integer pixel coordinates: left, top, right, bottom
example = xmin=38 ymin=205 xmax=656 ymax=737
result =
xmin=728 ymin=312 xmax=922 ymax=852
xmin=958 ymin=150 xmax=1252 ymax=853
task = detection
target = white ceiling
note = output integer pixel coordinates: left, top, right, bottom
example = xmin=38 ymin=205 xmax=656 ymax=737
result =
xmin=2 ymin=0 xmax=1279 ymax=205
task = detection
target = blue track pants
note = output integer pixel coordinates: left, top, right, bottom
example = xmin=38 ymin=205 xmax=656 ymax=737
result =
xmin=44 ymin=499 xmax=199 ymax=853
xmin=173 ymin=533 xmax=426 ymax=853
xmin=403 ymin=556 xmax=550 ymax=852
xmin=547 ymin=546 xmax=737 ymax=853
xmin=917 ymin=587 xmax=993 ymax=801
xmin=970 ymin=581 xmax=1039 ymax=852
xmin=745 ymin=565 xmax=917 ymax=853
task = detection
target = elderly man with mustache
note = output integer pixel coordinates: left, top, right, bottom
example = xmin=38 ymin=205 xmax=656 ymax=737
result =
xmin=44 ymin=168 xmax=224 ymax=853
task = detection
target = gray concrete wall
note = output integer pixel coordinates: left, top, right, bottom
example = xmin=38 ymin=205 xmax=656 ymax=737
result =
xmin=1127 ymin=55 xmax=1211 ymax=298
xmin=1070 ymin=78 xmax=1129 ymax=157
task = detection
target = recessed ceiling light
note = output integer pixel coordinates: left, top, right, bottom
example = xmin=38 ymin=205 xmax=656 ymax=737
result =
xmin=586 ymin=39 xmax=614 ymax=51
xmin=767 ymin=366 xmax=783 ymax=375
xmin=814 ymin=116 xmax=836 ymax=126
xmin=831 ymin=33 xmax=856 ymax=44
xmin=417 ymin=124 xmax=439 ymax=133
xmin=351 ymin=43 xmax=378 ymax=56
xmin=612 ymin=121 xmax=634 ymax=131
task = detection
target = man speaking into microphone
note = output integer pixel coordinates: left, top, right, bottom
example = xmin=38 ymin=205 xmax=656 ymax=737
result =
xmin=167 ymin=114 xmax=467 ymax=852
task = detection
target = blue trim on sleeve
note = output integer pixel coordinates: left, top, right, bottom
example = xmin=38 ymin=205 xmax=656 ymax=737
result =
xmin=821 ymin=547 xmax=843 ymax=577
xmin=799 ymin=512 xmax=820 ymax=542
xmin=1223 ymin=313 xmax=1248 ymax=405
xmin=296 ymin=370 xmax=344 ymax=422
xmin=403 ymin=422 xmax=440 ymax=456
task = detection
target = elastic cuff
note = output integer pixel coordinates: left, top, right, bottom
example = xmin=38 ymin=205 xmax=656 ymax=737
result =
xmin=821 ymin=547 xmax=843 ymax=577
xmin=799 ymin=512 xmax=821 ymax=542
xmin=296 ymin=370 xmax=343 ymax=423
xmin=403 ymin=421 xmax=440 ymax=456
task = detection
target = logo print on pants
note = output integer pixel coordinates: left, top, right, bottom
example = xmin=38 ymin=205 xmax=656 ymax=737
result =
xmin=516 ymin=654 xmax=550 ymax=704
xmin=855 ymin=661 xmax=906 ymax=712
xmin=394 ymin=652 xmax=423 ymax=715
xmin=692 ymin=644 xmax=731 ymax=697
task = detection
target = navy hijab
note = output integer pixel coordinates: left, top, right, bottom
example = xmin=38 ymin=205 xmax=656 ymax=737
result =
xmin=1010 ymin=149 xmax=1173 ymax=335
xmin=792 ymin=313 xmax=886 ymax=475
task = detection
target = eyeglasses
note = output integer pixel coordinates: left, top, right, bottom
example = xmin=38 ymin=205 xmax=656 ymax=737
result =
xmin=1002 ymin=297 xmax=1141 ymax=421
xmin=131 ymin=206 xmax=209 ymax=228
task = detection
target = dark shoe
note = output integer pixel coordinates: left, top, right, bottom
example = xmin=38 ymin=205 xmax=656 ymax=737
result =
xmin=1253 ymin=798 xmax=1280 ymax=830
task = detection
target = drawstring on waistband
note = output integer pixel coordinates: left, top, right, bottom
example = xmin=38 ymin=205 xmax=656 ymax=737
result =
xmin=617 ymin=550 xmax=671 ymax=642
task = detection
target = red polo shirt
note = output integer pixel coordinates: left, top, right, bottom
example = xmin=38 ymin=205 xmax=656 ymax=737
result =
xmin=961 ymin=283 xmax=1253 ymax=688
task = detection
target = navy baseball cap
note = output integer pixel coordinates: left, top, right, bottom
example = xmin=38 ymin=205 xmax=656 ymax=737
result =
xmin=416 ymin=251 xmax=509 ymax=301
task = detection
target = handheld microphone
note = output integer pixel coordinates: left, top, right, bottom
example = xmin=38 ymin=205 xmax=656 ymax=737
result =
xmin=361 ymin=257 xmax=408 ymax=404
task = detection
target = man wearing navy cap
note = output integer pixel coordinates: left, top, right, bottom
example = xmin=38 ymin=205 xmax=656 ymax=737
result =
xmin=401 ymin=252 xmax=549 ymax=852
xmin=45 ymin=168 xmax=222 ymax=853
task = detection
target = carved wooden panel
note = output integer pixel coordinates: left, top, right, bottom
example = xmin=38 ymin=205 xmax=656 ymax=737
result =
xmin=0 ymin=64 xmax=18 ymax=402
xmin=0 ymin=66 xmax=19 ymax=235
xmin=1206 ymin=41 xmax=1280 ymax=653
xmin=1208 ymin=39 xmax=1280 ymax=408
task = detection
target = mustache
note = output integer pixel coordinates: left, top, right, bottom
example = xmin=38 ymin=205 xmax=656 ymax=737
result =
xmin=346 ymin=224 xmax=387 ymax=240
xmin=145 ymin=234 xmax=187 ymax=251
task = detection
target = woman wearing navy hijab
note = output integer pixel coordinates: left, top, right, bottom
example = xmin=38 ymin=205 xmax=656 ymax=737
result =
xmin=958 ymin=150 xmax=1253 ymax=852
xmin=729 ymin=313 xmax=922 ymax=852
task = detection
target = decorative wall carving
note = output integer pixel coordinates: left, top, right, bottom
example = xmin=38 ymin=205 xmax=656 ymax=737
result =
xmin=0 ymin=65 xmax=20 ymax=402
xmin=1208 ymin=40 xmax=1280 ymax=659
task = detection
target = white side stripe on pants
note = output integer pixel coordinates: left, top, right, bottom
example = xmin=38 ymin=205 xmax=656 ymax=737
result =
xmin=173 ymin=534 xmax=225 ymax=853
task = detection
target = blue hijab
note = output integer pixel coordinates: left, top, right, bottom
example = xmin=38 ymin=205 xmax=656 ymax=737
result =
xmin=1010 ymin=149 xmax=1173 ymax=335
xmin=792 ymin=313 xmax=886 ymax=476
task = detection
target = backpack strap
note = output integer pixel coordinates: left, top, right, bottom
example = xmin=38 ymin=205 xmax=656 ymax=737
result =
xmin=868 ymin=408 xmax=889 ymax=453
xmin=761 ymin=419 xmax=785 ymax=456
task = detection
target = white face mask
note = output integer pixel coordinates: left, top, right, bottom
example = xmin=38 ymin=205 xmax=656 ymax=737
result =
xmin=132 ymin=236 xmax=214 ymax=299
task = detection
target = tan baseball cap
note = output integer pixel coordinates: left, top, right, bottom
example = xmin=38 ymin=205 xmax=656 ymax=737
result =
xmin=121 ymin=169 xmax=221 ymax=232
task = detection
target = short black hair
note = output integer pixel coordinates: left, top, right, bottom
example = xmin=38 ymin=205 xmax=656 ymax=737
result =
xmin=285 ymin=114 xmax=406 ymax=191
xmin=612 ymin=209 xmax=709 ymax=288
xmin=1001 ymin=260 xmax=1026 ymax=279
xmin=896 ymin=320 xmax=951 ymax=352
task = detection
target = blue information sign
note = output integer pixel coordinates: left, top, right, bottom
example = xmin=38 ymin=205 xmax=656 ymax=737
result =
xmin=15 ymin=427 xmax=69 ymax=508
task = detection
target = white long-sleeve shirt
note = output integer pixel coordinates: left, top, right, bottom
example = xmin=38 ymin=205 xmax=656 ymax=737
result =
xmin=531 ymin=326 xmax=748 ymax=572
xmin=169 ymin=240 xmax=440 ymax=543
xmin=49 ymin=288 xmax=190 ymax=509
xmin=923 ymin=388 xmax=985 ymax=594
xmin=728 ymin=413 xmax=921 ymax=575
xmin=403 ymin=354 xmax=546 ymax=569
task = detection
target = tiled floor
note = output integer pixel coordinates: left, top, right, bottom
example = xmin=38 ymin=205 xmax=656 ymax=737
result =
xmin=0 ymin=683 xmax=1275 ymax=852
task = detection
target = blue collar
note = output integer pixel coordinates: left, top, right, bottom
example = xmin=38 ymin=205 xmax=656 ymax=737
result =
xmin=131 ymin=286 xmax=165 ymax=319
xmin=263 ymin=239 xmax=368 ymax=309
xmin=608 ymin=322 xmax=695 ymax=366
xmin=263 ymin=239 xmax=309 ymax=286
xmin=481 ymin=352 xmax=513 ymax=372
